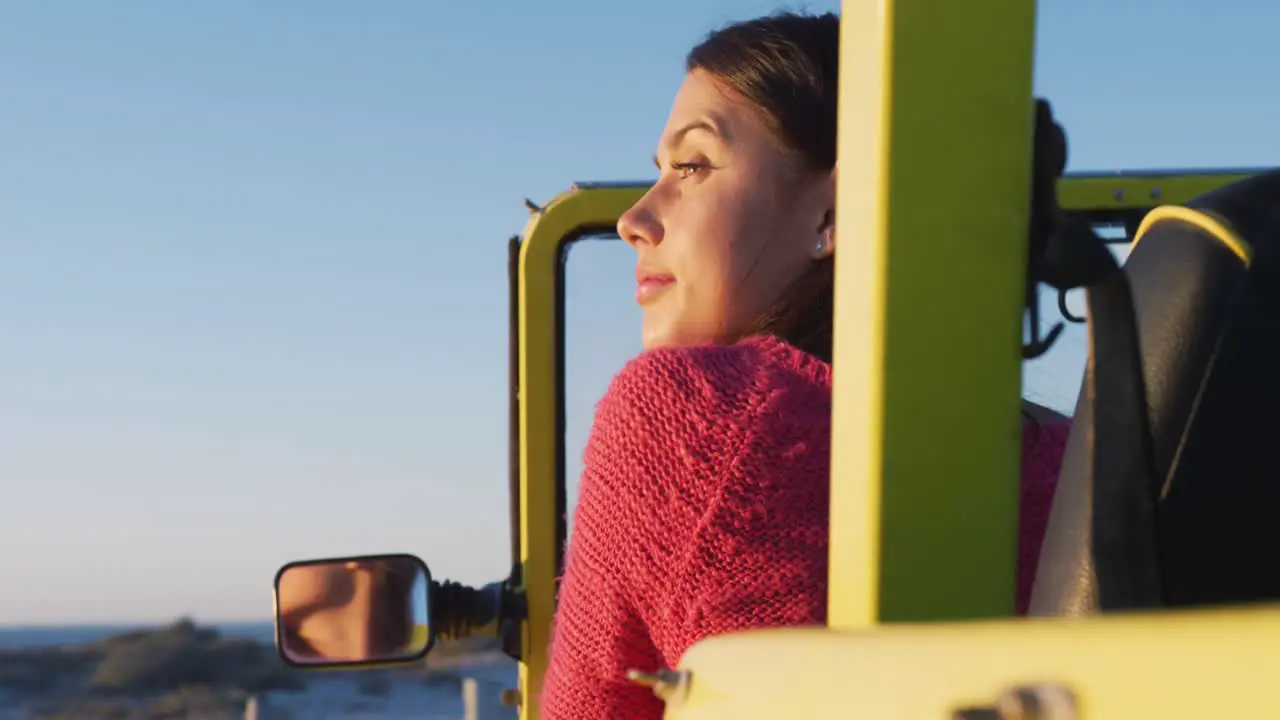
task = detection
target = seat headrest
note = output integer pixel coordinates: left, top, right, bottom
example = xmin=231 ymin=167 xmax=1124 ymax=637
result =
xmin=1029 ymin=170 xmax=1280 ymax=616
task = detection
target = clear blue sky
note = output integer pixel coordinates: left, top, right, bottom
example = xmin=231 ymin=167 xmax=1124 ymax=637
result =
xmin=2 ymin=0 xmax=1276 ymax=625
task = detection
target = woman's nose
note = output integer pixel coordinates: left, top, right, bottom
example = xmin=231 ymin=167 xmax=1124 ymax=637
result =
xmin=618 ymin=192 xmax=663 ymax=247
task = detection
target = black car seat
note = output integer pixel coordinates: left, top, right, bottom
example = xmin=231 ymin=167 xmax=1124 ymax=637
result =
xmin=1030 ymin=169 xmax=1280 ymax=615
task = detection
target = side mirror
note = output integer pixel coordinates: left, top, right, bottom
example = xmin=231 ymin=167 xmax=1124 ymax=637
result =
xmin=273 ymin=553 xmax=433 ymax=667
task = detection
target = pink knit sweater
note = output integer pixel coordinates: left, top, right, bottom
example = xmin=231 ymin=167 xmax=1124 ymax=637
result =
xmin=539 ymin=335 xmax=1069 ymax=719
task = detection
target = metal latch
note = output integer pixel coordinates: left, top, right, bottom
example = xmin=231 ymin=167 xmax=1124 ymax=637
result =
xmin=952 ymin=683 xmax=1077 ymax=720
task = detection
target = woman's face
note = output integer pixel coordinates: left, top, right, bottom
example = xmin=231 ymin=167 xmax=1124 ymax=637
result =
xmin=618 ymin=68 xmax=835 ymax=350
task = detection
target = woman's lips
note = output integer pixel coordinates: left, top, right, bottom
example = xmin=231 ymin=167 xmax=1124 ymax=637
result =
xmin=635 ymin=274 xmax=675 ymax=305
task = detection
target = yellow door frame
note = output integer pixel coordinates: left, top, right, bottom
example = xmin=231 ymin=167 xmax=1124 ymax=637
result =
xmin=513 ymin=183 xmax=651 ymax=719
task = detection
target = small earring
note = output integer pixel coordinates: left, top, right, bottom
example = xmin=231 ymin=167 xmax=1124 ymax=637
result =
xmin=813 ymin=237 xmax=829 ymax=256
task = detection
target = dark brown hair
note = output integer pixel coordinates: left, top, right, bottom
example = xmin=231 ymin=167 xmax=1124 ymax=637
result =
xmin=687 ymin=11 xmax=840 ymax=362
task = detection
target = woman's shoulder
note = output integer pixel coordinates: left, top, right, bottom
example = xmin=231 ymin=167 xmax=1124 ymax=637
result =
xmin=601 ymin=334 xmax=831 ymax=419
xmin=576 ymin=336 xmax=833 ymax=598
xmin=585 ymin=335 xmax=831 ymax=493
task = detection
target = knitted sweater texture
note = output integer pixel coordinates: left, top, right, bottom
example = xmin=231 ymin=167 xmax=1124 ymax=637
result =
xmin=539 ymin=335 xmax=1069 ymax=719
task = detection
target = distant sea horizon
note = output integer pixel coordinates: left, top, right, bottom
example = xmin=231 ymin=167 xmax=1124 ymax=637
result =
xmin=0 ymin=620 xmax=276 ymax=650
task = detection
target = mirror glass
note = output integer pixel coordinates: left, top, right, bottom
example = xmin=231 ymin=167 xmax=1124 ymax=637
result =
xmin=274 ymin=554 xmax=431 ymax=666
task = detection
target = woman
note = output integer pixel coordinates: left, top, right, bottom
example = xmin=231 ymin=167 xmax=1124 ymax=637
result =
xmin=538 ymin=11 xmax=1071 ymax=719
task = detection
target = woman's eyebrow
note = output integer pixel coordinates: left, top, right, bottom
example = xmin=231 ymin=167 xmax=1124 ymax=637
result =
xmin=653 ymin=115 xmax=729 ymax=167
xmin=668 ymin=118 xmax=720 ymax=147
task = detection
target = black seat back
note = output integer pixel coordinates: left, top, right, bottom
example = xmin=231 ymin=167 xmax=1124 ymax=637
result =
xmin=1030 ymin=170 xmax=1280 ymax=615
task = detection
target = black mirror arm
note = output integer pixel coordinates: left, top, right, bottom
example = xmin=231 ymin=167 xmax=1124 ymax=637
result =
xmin=430 ymin=564 xmax=528 ymax=659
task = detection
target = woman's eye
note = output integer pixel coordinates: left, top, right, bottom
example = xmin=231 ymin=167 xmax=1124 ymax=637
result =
xmin=671 ymin=161 xmax=708 ymax=179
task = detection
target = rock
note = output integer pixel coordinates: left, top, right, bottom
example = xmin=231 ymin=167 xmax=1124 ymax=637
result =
xmin=86 ymin=619 xmax=300 ymax=696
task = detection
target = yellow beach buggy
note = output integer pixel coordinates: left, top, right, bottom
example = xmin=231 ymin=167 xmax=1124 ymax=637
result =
xmin=271 ymin=0 xmax=1280 ymax=717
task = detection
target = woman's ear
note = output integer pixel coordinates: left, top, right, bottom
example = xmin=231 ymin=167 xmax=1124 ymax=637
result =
xmin=810 ymin=165 xmax=837 ymax=259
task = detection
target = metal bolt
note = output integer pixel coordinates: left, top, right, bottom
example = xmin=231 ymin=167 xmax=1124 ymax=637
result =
xmin=626 ymin=667 xmax=692 ymax=703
